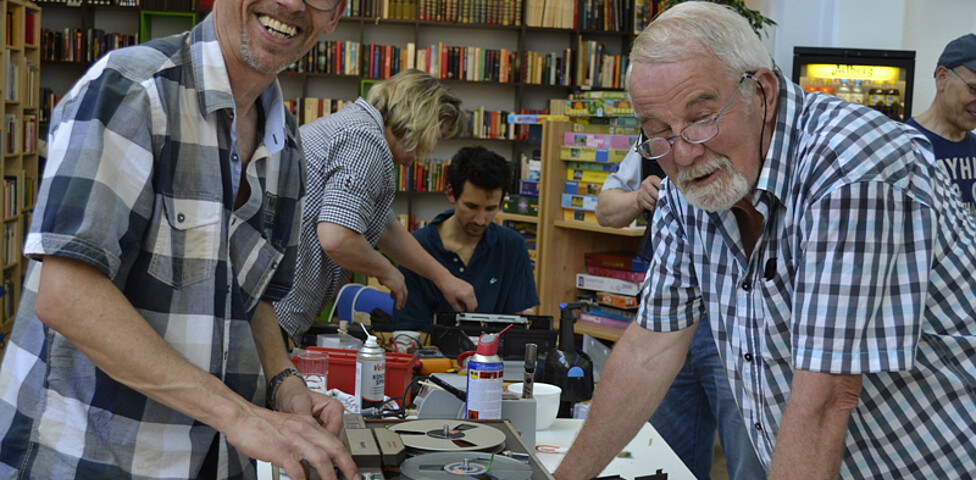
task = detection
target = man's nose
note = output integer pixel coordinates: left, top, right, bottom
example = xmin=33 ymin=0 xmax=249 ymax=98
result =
xmin=669 ymin=137 xmax=705 ymax=167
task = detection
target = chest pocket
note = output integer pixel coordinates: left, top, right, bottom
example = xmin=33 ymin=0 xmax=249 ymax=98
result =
xmin=148 ymin=196 xmax=223 ymax=287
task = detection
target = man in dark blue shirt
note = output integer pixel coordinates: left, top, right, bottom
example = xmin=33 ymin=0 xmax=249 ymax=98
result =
xmin=907 ymin=33 xmax=976 ymax=213
xmin=394 ymin=146 xmax=539 ymax=331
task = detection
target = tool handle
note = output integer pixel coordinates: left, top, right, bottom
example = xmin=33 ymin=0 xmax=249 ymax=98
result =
xmin=523 ymin=343 xmax=537 ymax=399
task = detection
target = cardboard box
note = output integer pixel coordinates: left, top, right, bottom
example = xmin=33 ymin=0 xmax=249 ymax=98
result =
xmin=559 ymin=145 xmax=629 ymax=163
xmin=596 ymin=291 xmax=639 ymax=309
xmin=563 ymin=209 xmax=600 ymax=224
xmin=564 ymin=180 xmax=603 ymax=195
xmin=561 ymin=193 xmax=599 ymax=211
xmin=518 ymin=179 xmax=539 ymax=197
xmin=503 ymin=194 xmax=539 ymax=216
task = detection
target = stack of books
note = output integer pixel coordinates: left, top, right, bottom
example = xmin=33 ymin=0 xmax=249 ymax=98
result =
xmin=575 ymin=251 xmax=648 ymax=329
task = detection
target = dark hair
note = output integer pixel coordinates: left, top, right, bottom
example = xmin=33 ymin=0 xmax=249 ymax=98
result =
xmin=447 ymin=146 xmax=512 ymax=198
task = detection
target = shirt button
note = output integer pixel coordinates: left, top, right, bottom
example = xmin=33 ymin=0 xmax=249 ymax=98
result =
xmin=755 ymin=422 xmax=763 ymax=431
xmin=459 ymin=267 xmax=465 ymax=272
xmin=177 ymin=213 xmax=185 ymax=223
xmin=744 ymin=352 xmax=753 ymax=362
xmin=271 ymin=262 xmax=278 ymax=269
xmin=232 ymin=153 xmax=239 ymax=162
xmin=741 ymin=281 xmax=751 ymax=291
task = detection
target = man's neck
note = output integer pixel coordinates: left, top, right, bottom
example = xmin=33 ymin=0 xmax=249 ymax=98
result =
xmin=437 ymin=214 xmax=483 ymax=265
xmin=914 ymin=105 xmax=968 ymax=142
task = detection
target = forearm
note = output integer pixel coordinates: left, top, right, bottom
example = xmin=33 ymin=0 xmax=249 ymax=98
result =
xmin=318 ymin=221 xmax=399 ymax=279
xmin=377 ymin=222 xmax=452 ymax=285
xmin=36 ymin=256 xmax=254 ymax=432
xmin=596 ymin=188 xmax=642 ymax=228
xmin=768 ymin=370 xmax=862 ymax=480
xmin=250 ymin=301 xmax=294 ymax=379
xmin=554 ymin=323 xmax=693 ymax=480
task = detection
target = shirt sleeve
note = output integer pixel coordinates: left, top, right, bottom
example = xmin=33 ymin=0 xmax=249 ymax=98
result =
xmin=317 ymin=127 xmax=393 ymax=234
xmin=637 ymin=186 xmax=704 ymax=332
xmin=602 ymin=146 xmax=642 ymax=192
xmin=793 ymin=181 xmax=932 ymax=375
xmin=26 ymin=66 xmax=155 ymax=279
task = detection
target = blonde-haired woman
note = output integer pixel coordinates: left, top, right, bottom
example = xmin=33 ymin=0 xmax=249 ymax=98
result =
xmin=275 ymin=69 xmax=477 ymax=341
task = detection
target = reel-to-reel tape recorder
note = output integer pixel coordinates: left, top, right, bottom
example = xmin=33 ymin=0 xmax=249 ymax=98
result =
xmin=344 ymin=416 xmax=553 ymax=480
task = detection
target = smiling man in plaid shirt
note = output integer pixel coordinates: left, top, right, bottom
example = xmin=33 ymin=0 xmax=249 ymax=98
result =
xmin=0 ymin=0 xmax=358 ymax=477
xmin=555 ymin=3 xmax=976 ymax=480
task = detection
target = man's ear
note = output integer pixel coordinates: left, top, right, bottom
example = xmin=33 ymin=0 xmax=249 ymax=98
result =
xmin=934 ymin=66 xmax=950 ymax=92
xmin=446 ymin=183 xmax=456 ymax=204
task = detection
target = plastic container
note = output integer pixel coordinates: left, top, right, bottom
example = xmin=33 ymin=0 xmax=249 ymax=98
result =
xmin=292 ymin=346 xmax=418 ymax=402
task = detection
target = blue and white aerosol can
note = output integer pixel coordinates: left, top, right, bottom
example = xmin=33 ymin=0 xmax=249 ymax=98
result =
xmin=355 ymin=334 xmax=386 ymax=414
xmin=465 ymin=333 xmax=504 ymax=419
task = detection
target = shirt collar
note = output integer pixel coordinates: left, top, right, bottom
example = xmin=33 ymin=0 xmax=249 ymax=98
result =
xmin=753 ymin=69 xmax=804 ymax=210
xmin=190 ymin=14 xmax=287 ymax=154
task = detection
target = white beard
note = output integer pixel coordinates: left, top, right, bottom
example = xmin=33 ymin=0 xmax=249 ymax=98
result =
xmin=674 ymin=155 xmax=751 ymax=212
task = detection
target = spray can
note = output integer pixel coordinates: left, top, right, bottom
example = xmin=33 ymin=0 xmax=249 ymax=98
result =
xmin=355 ymin=334 xmax=386 ymax=414
xmin=465 ymin=333 xmax=504 ymax=419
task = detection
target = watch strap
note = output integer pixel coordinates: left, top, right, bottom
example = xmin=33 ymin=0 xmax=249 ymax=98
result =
xmin=267 ymin=367 xmax=306 ymax=411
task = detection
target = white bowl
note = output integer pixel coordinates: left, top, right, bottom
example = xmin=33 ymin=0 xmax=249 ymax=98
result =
xmin=507 ymin=382 xmax=561 ymax=430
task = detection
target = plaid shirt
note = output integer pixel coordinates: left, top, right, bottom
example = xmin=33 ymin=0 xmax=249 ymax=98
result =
xmin=639 ymin=71 xmax=976 ymax=478
xmin=0 ymin=16 xmax=304 ymax=479
xmin=274 ymin=98 xmax=397 ymax=340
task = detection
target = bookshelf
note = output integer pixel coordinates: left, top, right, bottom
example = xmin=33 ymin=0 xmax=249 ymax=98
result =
xmin=1 ymin=0 xmax=40 ymax=352
xmin=536 ymin=119 xmax=641 ymax=341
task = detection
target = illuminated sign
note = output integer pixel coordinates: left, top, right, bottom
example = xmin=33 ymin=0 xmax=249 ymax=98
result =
xmin=805 ymin=64 xmax=901 ymax=81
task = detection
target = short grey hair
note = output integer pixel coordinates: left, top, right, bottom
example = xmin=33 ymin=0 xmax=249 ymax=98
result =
xmin=630 ymin=1 xmax=773 ymax=83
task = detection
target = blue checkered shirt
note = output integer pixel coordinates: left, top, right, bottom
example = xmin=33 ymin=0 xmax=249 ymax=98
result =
xmin=638 ymin=71 xmax=976 ymax=477
xmin=274 ymin=99 xmax=397 ymax=339
xmin=0 ymin=16 xmax=304 ymax=479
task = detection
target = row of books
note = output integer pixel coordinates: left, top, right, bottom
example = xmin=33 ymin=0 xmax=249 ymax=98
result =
xmin=285 ymin=97 xmax=352 ymax=126
xmin=418 ymin=0 xmax=523 ymax=25
xmin=337 ymin=0 xmax=651 ymax=32
xmin=2 ymin=177 xmax=17 ymax=219
xmin=502 ymin=219 xmax=538 ymax=273
xmin=0 ymin=273 xmax=13 ymax=325
xmin=345 ymin=0 xmax=417 ymax=20
xmin=5 ymin=50 xmax=18 ymax=102
xmin=40 ymin=28 xmax=139 ymax=63
xmin=575 ymin=39 xmax=628 ymax=89
xmin=2 ymin=223 xmax=17 ymax=266
xmin=394 ymin=158 xmax=450 ymax=193
xmin=37 ymin=0 xmax=138 ymax=6
xmin=40 ymin=88 xmax=61 ymax=123
xmin=3 ymin=114 xmax=39 ymax=156
xmin=396 ymin=213 xmax=430 ymax=232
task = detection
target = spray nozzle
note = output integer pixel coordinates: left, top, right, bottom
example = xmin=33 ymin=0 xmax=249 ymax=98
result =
xmin=360 ymin=323 xmax=378 ymax=347
xmin=475 ymin=323 xmax=514 ymax=356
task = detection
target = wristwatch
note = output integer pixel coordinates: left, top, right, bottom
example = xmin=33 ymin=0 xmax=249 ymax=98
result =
xmin=267 ymin=367 xmax=306 ymax=411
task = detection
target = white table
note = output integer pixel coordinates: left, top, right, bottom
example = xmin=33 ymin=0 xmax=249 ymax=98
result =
xmin=534 ymin=418 xmax=694 ymax=479
xmin=258 ymin=418 xmax=694 ymax=480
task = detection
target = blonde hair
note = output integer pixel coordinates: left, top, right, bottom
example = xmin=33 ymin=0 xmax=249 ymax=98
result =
xmin=631 ymin=1 xmax=772 ymax=83
xmin=366 ymin=70 xmax=464 ymax=159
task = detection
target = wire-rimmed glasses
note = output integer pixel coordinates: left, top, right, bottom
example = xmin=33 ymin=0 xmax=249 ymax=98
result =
xmin=634 ymin=73 xmax=756 ymax=160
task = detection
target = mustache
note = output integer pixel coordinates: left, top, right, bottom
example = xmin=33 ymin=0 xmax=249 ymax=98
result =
xmin=675 ymin=156 xmax=733 ymax=186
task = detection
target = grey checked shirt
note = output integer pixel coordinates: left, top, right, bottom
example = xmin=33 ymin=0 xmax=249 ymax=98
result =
xmin=0 ymin=16 xmax=304 ymax=479
xmin=274 ymin=98 xmax=397 ymax=339
xmin=639 ymin=71 xmax=976 ymax=477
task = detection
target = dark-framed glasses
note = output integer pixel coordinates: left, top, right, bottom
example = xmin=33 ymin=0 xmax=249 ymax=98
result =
xmin=634 ymin=72 xmax=755 ymax=160
xmin=304 ymin=0 xmax=343 ymax=13
xmin=948 ymin=67 xmax=976 ymax=96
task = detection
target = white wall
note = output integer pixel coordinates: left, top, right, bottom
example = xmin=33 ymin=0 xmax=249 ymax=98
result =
xmin=745 ymin=0 xmax=976 ymax=117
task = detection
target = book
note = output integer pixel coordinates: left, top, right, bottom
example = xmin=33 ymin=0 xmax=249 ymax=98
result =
xmin=585 ymin=251 xmax=650 ymax=272
xmin=559 ymin=145 xmax=629 ymax=163
xmin=579 ymin=312 xmax=631 ymax=329
xmin=576 ymin=273 xmax=640 ymax=296
xmin=561 ymin=193 xmax=599 ymax=211
xmin=564 ymin=180 xmax=602 ymax=195
xmin=586 ymin=265 xmax=646 ymax=283
xmin=565 ymin=168 xmax=610 ymax=183
xmin=596 ymin=291 xmax=638 ymax=309
xmin=563 ymin=209 xmax=599 ymax=224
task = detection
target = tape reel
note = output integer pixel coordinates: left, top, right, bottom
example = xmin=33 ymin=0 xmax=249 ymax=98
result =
xmin=400 ymin=452 xmax=532 ymax=480
xmin=387 ymin=420 xmax=506 ymax=453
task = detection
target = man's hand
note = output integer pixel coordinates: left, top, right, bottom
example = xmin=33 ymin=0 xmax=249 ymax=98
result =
xmin=437 ymin=275 xmax=478 ymax=312
xmin=223 ymin=398 xmax=357 ymax=480
xmin=377 ymin=264 xmax=409 ymax=310
xmin=635 ymin=175 xmax=662 ymax=213
xmin=274 ymin=376 xmax=346 ymax=435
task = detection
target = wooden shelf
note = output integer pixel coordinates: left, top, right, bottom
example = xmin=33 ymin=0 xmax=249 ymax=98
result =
xmin=574 ymin=321 xmax=624 ymax=342
xmin=553 ymin=220 xmax=644 ymax=236
xmin=496 ymin=212 xmax=538 ymax=223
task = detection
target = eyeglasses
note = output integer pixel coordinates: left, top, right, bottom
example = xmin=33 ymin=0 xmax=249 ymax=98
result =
xmin=634 ymin=73 xmax=755 ymax=160
xmin=948 ymin=67 xmax=976 ymax=96
xmin=304 ymin=0 xmax=342 ymax=13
